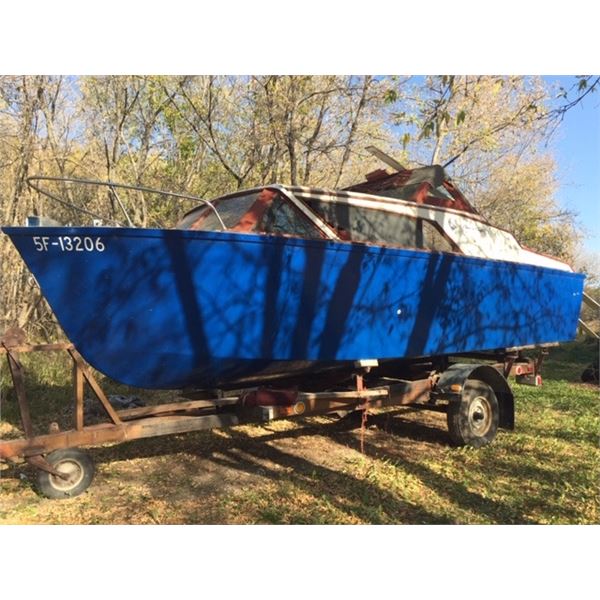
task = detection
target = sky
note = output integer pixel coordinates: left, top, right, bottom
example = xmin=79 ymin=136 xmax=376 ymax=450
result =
xmin=545 ymin=76 xmax=600 ymax=254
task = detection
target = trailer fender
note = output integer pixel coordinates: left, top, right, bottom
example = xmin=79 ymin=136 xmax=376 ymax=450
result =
xmin=435 ymin=363 xmax=514 ymax=430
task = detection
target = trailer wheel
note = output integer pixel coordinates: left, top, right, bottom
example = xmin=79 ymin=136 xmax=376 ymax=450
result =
xmin=36 ymin=449 xmax=95 ymax=499
xmin=447 ymin=379 xmax=499 ymax=448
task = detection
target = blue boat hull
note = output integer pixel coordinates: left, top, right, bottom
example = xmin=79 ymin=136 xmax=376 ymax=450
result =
xmin=2 ymin=227 xmax=585 ymax=389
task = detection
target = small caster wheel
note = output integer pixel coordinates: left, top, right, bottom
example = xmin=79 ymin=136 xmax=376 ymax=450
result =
xmin=36 ymin=448 xmax=95 ymax=499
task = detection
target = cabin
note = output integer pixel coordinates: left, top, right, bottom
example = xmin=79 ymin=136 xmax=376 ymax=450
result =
xmin=177 ymin=164 xmax=571 ymax=273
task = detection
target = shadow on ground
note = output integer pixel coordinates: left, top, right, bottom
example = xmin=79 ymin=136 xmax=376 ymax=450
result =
xmin=1 ymin=407 xmax=541 ymax=524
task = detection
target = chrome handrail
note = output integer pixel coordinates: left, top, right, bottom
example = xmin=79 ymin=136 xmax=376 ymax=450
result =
xmin=26 ymin=176 xmax=227 ymax=230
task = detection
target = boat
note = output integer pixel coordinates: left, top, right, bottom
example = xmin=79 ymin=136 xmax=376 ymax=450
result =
xmin=1 ymin=152 xmax=585 ymax=390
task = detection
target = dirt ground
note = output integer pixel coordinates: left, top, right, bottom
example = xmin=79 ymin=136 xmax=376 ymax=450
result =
xmin=1 ymin=407 xmax=493 ymax=524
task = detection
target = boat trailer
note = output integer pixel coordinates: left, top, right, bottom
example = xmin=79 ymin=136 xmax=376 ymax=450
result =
xmin=1 ymin=329 xmax=550 ymax=499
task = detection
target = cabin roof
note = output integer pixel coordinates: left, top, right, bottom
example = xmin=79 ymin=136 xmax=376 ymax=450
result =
xmin=284 ymin=183 xmax=488 ymax=224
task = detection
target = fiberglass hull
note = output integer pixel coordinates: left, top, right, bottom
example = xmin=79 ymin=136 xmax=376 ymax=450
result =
xmin=2 ymin=226 xmax=585 ymax=389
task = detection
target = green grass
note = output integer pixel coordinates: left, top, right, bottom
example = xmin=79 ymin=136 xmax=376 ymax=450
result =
xmin=1 ymin=340 xmax=598 ymax=524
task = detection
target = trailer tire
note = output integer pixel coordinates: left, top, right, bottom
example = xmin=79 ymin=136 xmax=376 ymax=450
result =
xmin=36 ymin=449 xmax=95 ymax=499
xmin=447 ymin=379 xmax=499 ymax=448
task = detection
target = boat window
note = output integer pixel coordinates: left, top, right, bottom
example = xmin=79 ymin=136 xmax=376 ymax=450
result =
xmin=259 ymin=193 xmax=324 ymax=239
xmin=177 ymin=192 xmax=259 ymax=230
xmin=306 ymin=199 xmax=418 ymax=247
xmin=177 ymin=189 xmax=324 ymax=239
xmin=422 ymin=219 xmax=456 ymax=252
xmin=305 ymin=199 xmax=459 ymax=252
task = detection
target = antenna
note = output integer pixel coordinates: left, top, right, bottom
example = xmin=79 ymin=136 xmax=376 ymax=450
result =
xmin=365 ymin=146 xmax=406 ymax=172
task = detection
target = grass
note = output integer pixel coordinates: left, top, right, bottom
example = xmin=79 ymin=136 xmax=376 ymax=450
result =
xmin=0 ymin=339 xmax=598 ymax=524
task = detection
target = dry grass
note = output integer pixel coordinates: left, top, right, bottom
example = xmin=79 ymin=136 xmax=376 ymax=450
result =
xmin=1 ymin=340 xmax=598 ymax=524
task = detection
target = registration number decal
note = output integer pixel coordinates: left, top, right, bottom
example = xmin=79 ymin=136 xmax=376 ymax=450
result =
xmin=33 ymin=236 xmax=106 ymax=252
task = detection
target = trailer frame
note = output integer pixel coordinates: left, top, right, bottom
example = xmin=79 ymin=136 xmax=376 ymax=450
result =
xmin=1 ymin=328 xmax=541 ymax=498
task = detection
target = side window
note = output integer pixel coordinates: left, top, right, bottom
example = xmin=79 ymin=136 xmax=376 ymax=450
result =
xmin=305 ymin=198 xmax=459 ymax=253
xmin=306 ymin=199 xmax=419 ymax=247
xmin=421 ymin=219 xmax=457 ymax=252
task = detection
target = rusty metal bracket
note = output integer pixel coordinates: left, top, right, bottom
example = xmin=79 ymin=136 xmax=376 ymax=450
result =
xmin=354 ymin=373 xmax=369 ymax=454
xmin=73 ymin=357 xmax=85 ymax=431
xmin=67 ymin=348 xmax=122 ymax=425
xmin=3 ymin=346 xmax=34 ymax=439
xmin=503 ymin=355 xmax=516 ymax=379
xmin=535 ymin=348 xmax=548 ymax=374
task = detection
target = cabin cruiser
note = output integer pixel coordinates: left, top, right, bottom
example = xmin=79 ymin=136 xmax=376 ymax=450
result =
xmin=1 ymin=157 xmax=584 ymax=389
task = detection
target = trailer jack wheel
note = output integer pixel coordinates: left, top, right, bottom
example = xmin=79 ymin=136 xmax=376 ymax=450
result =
xmin=447 ymin=379 xmax=499 ymax=448
xmin=36 ymin=449 xmax=95 ymax=499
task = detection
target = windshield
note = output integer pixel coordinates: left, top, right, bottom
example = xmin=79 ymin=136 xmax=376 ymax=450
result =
xmin=176 ymin=189 xmax=325 ymax=240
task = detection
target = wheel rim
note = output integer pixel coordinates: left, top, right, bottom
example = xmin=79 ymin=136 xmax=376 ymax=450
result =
xmin=48 ymin=459 xmax=85 ymax=492
xmin=468 ymin=395 xmax=492 ymax=436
